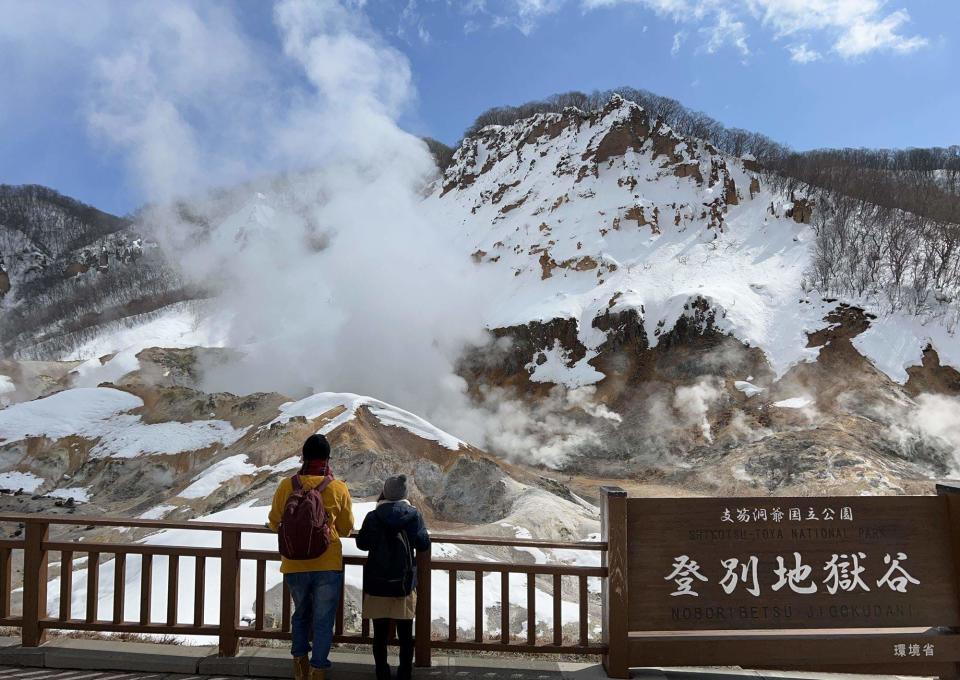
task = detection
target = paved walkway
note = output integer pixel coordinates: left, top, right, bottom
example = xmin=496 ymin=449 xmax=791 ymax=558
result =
xmin=0 ymin=639 xmax=930 ymax=679
xmin=0 ymin=669 xmax=263 ymax=680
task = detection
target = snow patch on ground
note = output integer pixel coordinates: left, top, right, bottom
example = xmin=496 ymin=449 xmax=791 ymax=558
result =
xmin=0 ymin=471 xmax=44 ymax=492
xmin=178 ymin=455 xmax=258 ymax=499
xmin=178 ymin=454 xmax=317 ymax=500
xmin=772 ymin=397 xmax=813 ymax=409
xmin=63 ymin=301 xmax=227 ymax=361
xmin=46 ymin=487 xmax=91 ymax=503
xmin=139 ymin=505 xmax=177 ymax=520
xmin=525 ymin=341 xmax=604 ymax=388
xmin=270 ymin=392 xmax=466 ymax=450
xmin=0 ymin=387 xmax=248 ymax=458
xmin=852 ymin=310 xmax=960 ymax=384
xmin=734 ymin=380 xmax=764 ymax=397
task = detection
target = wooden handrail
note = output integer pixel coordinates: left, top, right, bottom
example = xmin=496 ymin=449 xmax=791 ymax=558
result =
xmin=0 ymin=511 xmax=608 ymax=666
xmin=0 ymin=513 xmax=607 ymax=551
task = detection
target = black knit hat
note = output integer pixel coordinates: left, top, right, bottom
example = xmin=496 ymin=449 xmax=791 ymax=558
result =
xmin=302 ymin=433 xmax=331 ymax=460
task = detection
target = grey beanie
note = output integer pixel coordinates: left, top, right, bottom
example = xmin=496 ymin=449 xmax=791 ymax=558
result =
xmin=383 ymin=474 xmax=408 ymax=501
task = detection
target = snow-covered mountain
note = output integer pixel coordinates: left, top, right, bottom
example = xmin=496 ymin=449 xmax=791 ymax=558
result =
xmin=3 ymin=93 xmax=960 ymax=514
xmin=423 ymin=94 xmax=960 ymax=489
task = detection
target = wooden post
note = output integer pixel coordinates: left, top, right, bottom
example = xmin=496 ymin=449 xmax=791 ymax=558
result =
xmin=22 ymin=518 xmax=49 ymax=647
xmin=600 ymin=486 xmax=629 ymax=679
xmin=414 ymin=548 xmax=432 ymax=667
xmin=936 ymin=482 xmax=960 ymax=680
xmin=218 ymin=529 xmax=241 ymax=657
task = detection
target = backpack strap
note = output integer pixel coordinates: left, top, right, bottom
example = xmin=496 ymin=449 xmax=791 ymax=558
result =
xmin=291 ymin=474 xmax=303 ymax=492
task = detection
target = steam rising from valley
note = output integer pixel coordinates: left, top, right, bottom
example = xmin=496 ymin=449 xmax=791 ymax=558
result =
xmin=34 ymin=0 xmax=960 ymax=476
xmin=78 ymin=0 xmax=610 ymax=464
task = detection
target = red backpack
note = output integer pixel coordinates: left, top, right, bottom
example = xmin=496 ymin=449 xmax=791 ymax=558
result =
xmin=278 ymin=475 xmax=333 ymax=560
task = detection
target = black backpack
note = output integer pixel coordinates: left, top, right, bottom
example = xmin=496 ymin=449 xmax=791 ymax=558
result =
xmin=364 ymin=525 xmax=415 ymax=597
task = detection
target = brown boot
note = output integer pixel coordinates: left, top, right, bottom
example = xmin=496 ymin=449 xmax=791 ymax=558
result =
xmin=308 ymin=668 xmax=326 ymax=680
xmin=292 ymin=655 xmax=309 ymax=680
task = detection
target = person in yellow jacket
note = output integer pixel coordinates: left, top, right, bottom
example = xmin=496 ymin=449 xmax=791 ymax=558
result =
xmin=268 ymin=434 xmax=354 ymax=680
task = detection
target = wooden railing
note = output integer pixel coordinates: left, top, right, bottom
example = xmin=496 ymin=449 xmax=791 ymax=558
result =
xmin=0 ymin=513 xmax=608 ymax=666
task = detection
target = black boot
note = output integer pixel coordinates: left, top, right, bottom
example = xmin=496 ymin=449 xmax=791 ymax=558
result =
xmin=396 ymin=640 xmax=413 ymax=680
xmin=375 ymin=662 xmax=392 ymax=680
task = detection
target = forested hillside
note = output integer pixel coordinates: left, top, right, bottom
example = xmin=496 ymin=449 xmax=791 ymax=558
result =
xmin=0 ymin=185 xmax=188 ymax=358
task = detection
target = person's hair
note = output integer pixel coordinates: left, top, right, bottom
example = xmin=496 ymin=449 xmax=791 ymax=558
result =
xmin=302 ymin=433 xmax=331 ymax=460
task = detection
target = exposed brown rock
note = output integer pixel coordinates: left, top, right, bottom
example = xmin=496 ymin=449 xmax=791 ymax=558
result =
xmin=471 ymin=249 xmax=487 ymax=264
xmin=64 ymin=263 xmax=90 ymax=278
xmin=624 ymin=205 xmax=660 ymax=233
xmin=787 ymin=193 xmax=813 ymax=224
xmin=723 ymin=176 xmax=739 ymax=206
xmin=561 ymin=256 xmax=598 ymax=272
xmin=0 ymin=269 xmax=8 ymax=298
xmin=499 ymin=192 xmax=528 ymax=214
xmin=576 ymin=165 xmax=597 ymax=183
xmin=905 ymin=346 xmax=960 ymax=397
xmin=705 ymin=198 xmax=725 ymax=230
xmin=650 ymin=122 xmax=682 ymax=163
xmin=523 ymin=116 xmax=566 ymax=145
xmin=491 ymin=180 xmax=520 ymax=205
xmin=589 ymin=105 xmax=651 ymax=164
xmin=539 ymin=252 xmax=558 ymax=279
xmin=749 ymin=176 xmax=761 ymax=199
xmin=674 ymin=163 xmax=703 ymax=184
xmin=440 ymin=173 xmax=476 ymax=197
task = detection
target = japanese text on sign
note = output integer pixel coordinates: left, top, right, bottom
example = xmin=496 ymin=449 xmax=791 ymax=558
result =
xmin=665 ymin=552 xmax=918 ymax=597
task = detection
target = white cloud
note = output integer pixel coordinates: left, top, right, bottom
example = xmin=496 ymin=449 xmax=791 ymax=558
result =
xmin=789 ymin=42 xmax=822 ymax=63
xmin=739 ymin=0 xmax=927 ymax=58
xmin=398 ymin=0 xmax=432 ymax=44
xmin=671 ymin=30 xmax=686 ymax=55
xmin=699 ymin=7 xmax=749 ymax=57
xmin=466 ymin=0 xmax=928 ymax=61
xmin=833 ymin=8 xmax=927 ymax=57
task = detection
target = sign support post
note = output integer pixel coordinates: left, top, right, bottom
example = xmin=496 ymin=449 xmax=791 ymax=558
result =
xmin=936 ymin=481 xmax=960 ymax=680
xmin=601 ymin=486 xmax=629 ymax=679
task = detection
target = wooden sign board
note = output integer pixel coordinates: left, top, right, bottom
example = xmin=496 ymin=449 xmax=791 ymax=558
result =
xmin=627 ymin=496 xmax=960 ymax=632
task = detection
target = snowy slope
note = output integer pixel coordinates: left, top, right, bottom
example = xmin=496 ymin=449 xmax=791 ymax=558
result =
xmin=269 ymin=392 xmax=467 ymax=450
xmin=0 ymin=387 xmax=247 ymax=461
xmin=427 ymin=95 xmax=958 ymax=385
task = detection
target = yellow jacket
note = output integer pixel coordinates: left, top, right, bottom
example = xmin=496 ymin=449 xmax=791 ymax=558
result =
xmin=268 ymin=475 xmax=354 ymax=574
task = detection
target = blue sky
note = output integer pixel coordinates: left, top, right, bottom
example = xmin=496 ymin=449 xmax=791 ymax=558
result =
xmin=1 ymin=0 xmax=957 ymax=215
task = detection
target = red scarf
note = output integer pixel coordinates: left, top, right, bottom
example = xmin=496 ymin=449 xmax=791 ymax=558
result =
xmin=300 ymin=458 xmax=334 ymax=478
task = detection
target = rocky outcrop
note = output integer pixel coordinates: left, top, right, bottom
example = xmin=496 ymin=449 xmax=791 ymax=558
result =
xmin=588 ymin=99 xmax=651 ymax=164
xmin=905 ymin=346 xmax=960 ymax=397
xmin=787 ymin=192 xmax=813 ymax=223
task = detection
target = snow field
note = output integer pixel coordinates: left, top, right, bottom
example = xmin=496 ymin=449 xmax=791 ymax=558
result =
xmin=63 ymin=301 xmax=227 ymax=362
xmin=0 ymin=471 xmax=44 ymax=493
xmin=178 ymin=455 xmax=300 ymax=499
xmin=269 ymin=392 xmax=466 ymax=450
xmin=0 ymin=387 xmax=248 ymax=460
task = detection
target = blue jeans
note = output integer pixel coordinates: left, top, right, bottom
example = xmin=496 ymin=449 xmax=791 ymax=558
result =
xmin=285 ymin=570 xmax=343 ymax=669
